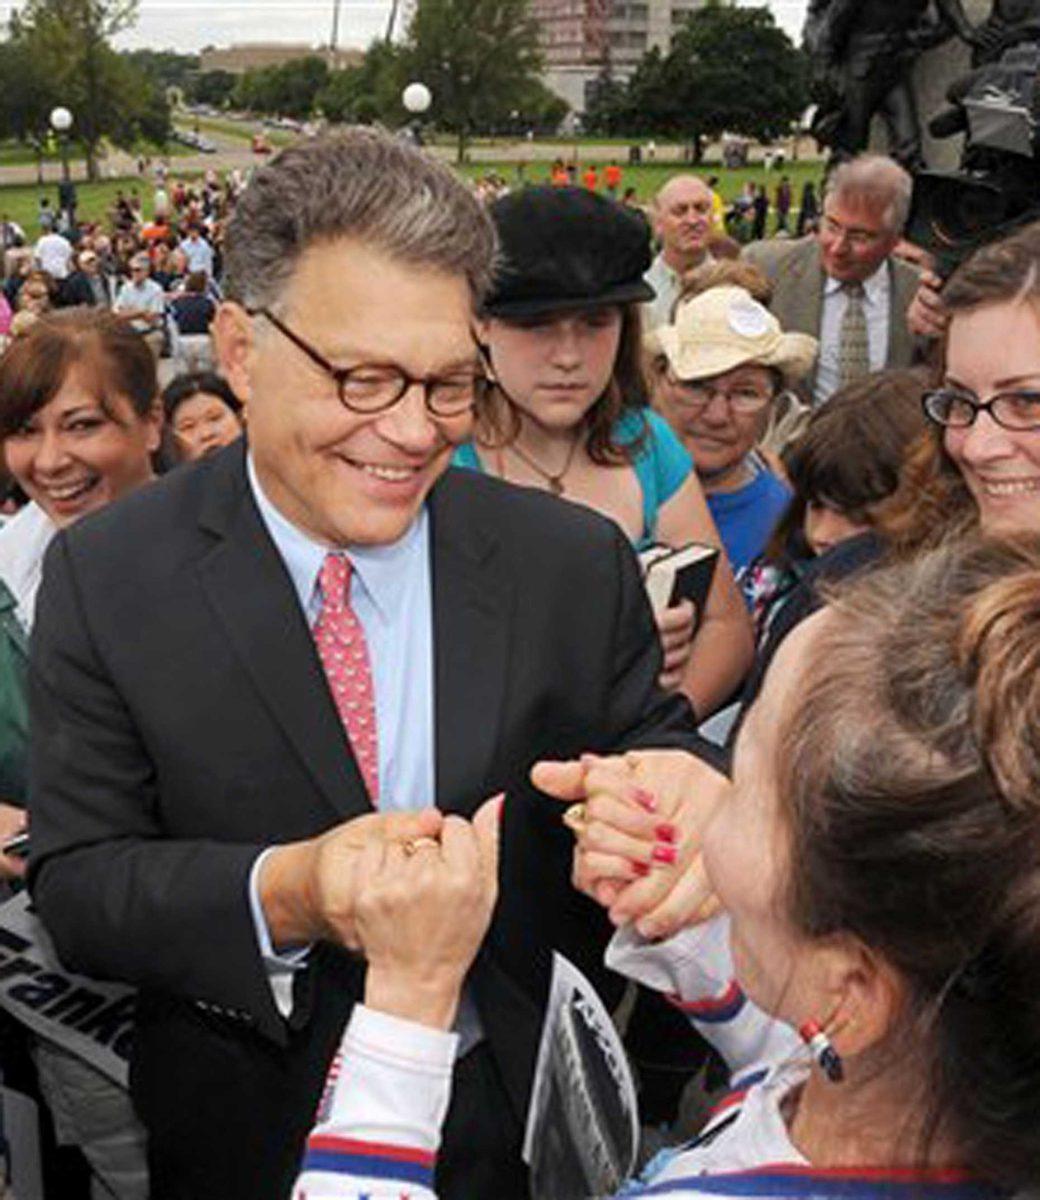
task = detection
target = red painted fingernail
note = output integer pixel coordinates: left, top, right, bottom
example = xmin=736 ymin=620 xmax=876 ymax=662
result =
xmin=631 ymin=860 xmax=650 ymax=877
xmin=652 ymin=844 xmax=677 ymax=866
xmin=655 ymin=823 xmax=677 ymax=843
xmin=633 ymin=787 xmax=657 ymax=813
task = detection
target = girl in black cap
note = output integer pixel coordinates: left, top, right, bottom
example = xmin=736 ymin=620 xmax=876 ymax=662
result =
xmin=453 ymin=186 xmax=752 ymax=720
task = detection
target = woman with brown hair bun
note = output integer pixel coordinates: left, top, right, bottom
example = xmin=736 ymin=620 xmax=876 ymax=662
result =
xmin=293 ymin=531 xmax=1040 ymax=1199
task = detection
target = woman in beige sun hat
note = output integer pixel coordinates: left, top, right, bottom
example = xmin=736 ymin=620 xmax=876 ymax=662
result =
xmin=647 ymin=284 xmax=818 ymax=572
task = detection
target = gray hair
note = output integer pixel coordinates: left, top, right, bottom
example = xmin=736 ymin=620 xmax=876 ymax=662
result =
xmin=824 ymin=154 xmax=913 ymax=235
xmin=223 ymin=126 xmax=497 ymax=311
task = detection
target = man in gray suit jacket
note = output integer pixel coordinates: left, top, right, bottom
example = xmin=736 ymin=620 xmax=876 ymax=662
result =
xmin=744 ymin=154 xmax=919 ymax=405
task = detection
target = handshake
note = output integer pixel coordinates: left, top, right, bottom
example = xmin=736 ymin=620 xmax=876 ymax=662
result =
xmin=259 ymin=749 xmax=728 ymax=1031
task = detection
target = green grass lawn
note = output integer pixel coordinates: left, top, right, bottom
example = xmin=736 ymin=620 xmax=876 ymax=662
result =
xmin=0 ymin=149 xmax=823 ymax=236
xmin=0 ymin=176 xmax=202 ymax=232
xmin=460 ymin=157 xmax=824 ymax=205
xmin=0 ymin=138 xmax=192 ymax=170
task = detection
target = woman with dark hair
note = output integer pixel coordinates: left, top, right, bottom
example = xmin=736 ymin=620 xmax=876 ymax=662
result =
xmin=0 ymin=308 xmax=157 ymax=1197
xmin=888 ymin=219 xmax=1040 ymax=549
xmin=454 ymin=186 xmax=752 ymax=718
xmin=161 ymin=369 xmax=242 ymax=463
xmin=743 ymin=368 xmax=929 ymax=644
xmin=293 ymin=533 xmax=1040 ymax=1199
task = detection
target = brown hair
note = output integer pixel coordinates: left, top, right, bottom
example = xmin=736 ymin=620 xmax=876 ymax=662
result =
xmin=884 ymin=221 xmax=1040 ymax=552
xmin=676 ymin=258 xmax=773 ymax=309
xmin=777 ymin=534 xmax=1040 ymax=1188
xmin=766 ymin=369 xmax=928 ymax=564
xmin=0 ymin=308 xmax=157 ymax=438
xmin=476 ymin=301 xmax=649 ymax=466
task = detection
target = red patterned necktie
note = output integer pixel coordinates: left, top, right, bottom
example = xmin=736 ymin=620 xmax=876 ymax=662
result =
xmin=313 ymin=553 xmax=380 ymax=804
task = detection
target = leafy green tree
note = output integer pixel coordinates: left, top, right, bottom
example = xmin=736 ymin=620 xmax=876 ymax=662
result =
xmin=189 ymin=69 xmax=237 ymax=109
xmin=406 ymin=0 xmax=545 ymax=161
xmin=666 ymin=3 xmax=807 ymax=156
xmin=590 ymin=4 xmax=808 ymax=157
xmin=270 ymin=56 xmax=330 ymax=119
xmin=233 ymin=56 xmax=330 ymax=118
xmin=4 ymin=0 xmax=172 ymax=178
xmin=583 ymin=67 xmax=633 ymax=136
xmin=318 ymin=41 xmax=408 ymax=125
xmin=122 ymin=48 xmax=199 ymax=91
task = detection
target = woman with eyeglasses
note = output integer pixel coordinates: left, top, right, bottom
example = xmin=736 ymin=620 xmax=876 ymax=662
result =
xmin=888 ymin=221 xmax=1040 ymax=548
xmin=453 ymin=186 xmax=753 ymax=721
xmin=648 ymin=285 xmax=817 ymax=574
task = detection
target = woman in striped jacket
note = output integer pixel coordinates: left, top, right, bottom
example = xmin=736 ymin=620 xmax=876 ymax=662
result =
xmin=293 ymin=534 xmax=1039 ymax=1200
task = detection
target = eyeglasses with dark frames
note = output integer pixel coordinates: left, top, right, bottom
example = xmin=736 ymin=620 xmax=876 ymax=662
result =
xmin=249 ymin=307 xmax=491 ymax=417
xmin=922 ymin=388 xmax=1040 ymax=432
xmin=665 ymin=374 xmax=775 ymax=415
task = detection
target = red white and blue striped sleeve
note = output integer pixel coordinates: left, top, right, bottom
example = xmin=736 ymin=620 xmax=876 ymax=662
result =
xmin=291 ymin=1005 xmax=457 ymax=1200
xmin=606 ymin=915 xmax=799 ymax=1080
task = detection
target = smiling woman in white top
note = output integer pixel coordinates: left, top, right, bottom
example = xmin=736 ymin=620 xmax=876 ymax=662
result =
xmin=0 ymin=308 xmax=160 ymax=1197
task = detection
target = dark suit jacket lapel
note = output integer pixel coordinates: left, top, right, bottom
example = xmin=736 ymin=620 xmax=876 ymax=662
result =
xmin=194 ymin=445 xmax=372 ymax=822
xmin=430 ymin=470 xmax=512 ymax=816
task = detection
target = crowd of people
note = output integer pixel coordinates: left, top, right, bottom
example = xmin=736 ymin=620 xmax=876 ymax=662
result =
xmin=0 ymin=125 xmax=1034 ymax=1200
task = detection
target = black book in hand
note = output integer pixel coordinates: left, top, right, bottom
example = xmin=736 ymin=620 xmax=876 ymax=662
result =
xmin=637 ymin=542 xmax=720 ymax=621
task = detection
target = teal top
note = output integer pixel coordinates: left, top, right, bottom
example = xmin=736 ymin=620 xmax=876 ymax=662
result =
xmin=452 ymin=408 xmax=692 ymax=551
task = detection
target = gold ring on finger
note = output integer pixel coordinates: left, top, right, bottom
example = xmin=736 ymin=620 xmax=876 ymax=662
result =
xmin=563 ymin=803 xmax=588 ymax=835
xmin=403 ymin=836 xmax=440 ymax=857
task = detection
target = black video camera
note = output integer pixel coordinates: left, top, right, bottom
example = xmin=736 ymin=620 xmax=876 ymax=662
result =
xmin=906 ymin=42 xmax=1040 ymax=275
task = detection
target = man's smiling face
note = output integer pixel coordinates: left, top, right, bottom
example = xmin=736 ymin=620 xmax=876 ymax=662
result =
xmin=235 ymin=238 xmax=478 ymax=547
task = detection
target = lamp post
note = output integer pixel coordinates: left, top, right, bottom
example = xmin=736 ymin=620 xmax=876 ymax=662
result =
xmin=49 ymin=107 xmax=76 ymax=229
xmin=49 ymin=106 xmax=73 ymax=183
xmin=402 ymin=82 xmax=431 ymax=146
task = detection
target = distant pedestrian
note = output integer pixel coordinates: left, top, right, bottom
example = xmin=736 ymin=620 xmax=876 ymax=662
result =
xmin=751 ymin=184 xmax=769 ymax=241
xmin=797 ymin=180 xmax=819 ymax=236
xmin=775 ymin=175 xmax=792 ymax=233
xmin=706 ymin=175 xmax=726 ymax=229
xmin=582 ymin=163 xmax=598 ymax=190
xmin=604 ymin=160 xmax=622 ymax=196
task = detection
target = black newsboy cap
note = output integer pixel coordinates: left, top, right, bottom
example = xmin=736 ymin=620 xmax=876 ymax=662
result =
xmin=483 ymin=185 xmax=655 ymax=318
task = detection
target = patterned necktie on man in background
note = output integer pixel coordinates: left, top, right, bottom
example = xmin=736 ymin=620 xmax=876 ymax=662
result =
xmin=837 ymin=281 xmax=870 ymax=390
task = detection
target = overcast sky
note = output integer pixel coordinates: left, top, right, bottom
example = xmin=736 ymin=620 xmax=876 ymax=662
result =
xmin=5 ymin=0 xmax=808 ymax=54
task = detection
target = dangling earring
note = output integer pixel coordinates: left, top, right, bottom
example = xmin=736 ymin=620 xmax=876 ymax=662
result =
xmin=799 ymin=1020 xmax=844 ymax=1083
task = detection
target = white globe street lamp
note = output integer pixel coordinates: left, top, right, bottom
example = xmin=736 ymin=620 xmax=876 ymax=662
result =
xmin=49 ymin=106 xmax=73 ymax=134
xmin=49 ymin=106 xmax=74 ymax=188
xmin=402 ymin=82 xmax=432 ymax=114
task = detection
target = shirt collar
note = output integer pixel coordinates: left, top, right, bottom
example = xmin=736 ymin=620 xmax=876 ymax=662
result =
xmin=245 ymin=451 xmax=426 ymax=621
xmin=824 ymin=260 xmax=889 ymax=302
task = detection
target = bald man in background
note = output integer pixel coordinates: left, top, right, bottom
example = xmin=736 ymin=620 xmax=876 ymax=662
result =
xmin=643 ymin=175 xmax=715 ymax=329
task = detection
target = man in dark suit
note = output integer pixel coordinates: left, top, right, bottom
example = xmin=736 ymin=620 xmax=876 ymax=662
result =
xmin=743 ymin=154 xmax=919 ymax=405
xmin=58 ymin=248 xmax=115 ymax=309
xmin=28 ymin=128 xmax=695 ymax=1199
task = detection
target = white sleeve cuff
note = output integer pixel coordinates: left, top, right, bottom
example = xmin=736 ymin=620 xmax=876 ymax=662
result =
xmin=247 ymin=848 xmax=313 ymax=1018
xmin=316 ymin=1005 xmax=458 ymax=1151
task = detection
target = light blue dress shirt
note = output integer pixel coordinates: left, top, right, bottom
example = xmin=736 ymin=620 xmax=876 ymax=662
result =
xmin=246 ymin=454 xmax=435 ymax=811
xmin=244 ymin=454 xmax=435 ymax=1013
